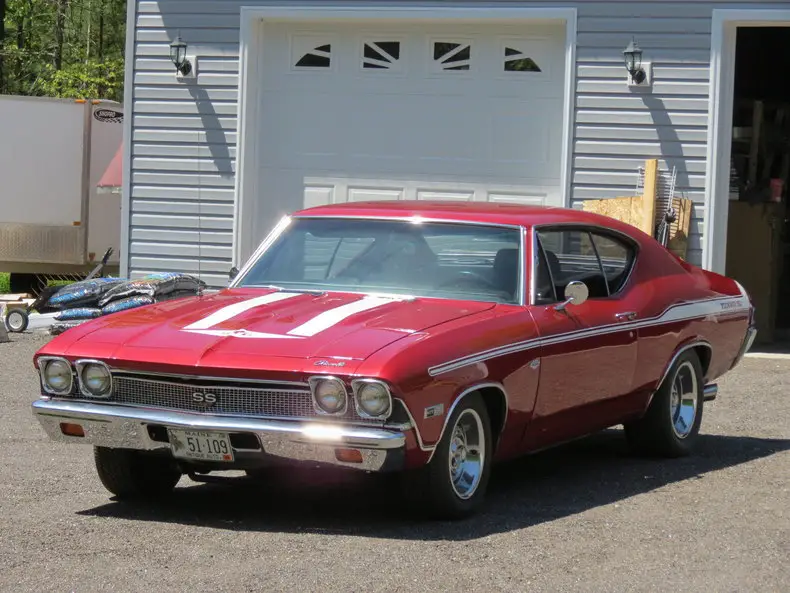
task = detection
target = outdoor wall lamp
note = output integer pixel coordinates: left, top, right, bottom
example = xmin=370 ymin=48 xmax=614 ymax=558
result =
xmin=623 ymin=38 xmax=647 ymax=84
xmin=169 ymin=35 xmax=192 ymax=76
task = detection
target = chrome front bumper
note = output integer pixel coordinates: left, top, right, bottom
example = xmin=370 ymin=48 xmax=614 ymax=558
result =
xmin=32 ymin=399 xmax=407 ymax=472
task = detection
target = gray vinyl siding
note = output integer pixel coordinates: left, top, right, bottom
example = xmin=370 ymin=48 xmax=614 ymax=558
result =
xmin=128 ymin=0 xmax=789 ymax=286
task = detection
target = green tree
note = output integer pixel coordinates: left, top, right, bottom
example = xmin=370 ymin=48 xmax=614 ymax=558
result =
xmin=0 ymin=0 xmax=126 ymax=101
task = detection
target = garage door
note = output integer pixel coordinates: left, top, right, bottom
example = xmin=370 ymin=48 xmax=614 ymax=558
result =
xmin=256 ymin=21 xmax=567 ymax=231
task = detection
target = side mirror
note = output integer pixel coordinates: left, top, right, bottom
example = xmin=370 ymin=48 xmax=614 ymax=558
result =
xmin=554 ymin=280 xmax=589 ymax=311
xmin=228 ymin=266 xmax=239 ymax=282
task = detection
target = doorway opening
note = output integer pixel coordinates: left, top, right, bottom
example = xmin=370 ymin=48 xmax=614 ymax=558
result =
xmin=725 ymin=26 xmax=790 ymax=344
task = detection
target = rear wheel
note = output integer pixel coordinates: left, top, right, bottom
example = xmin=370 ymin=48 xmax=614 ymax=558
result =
xmin=625 ymin=350 xmax=704 ymax=457
xmin=94 ymin=447 xmax=182 ymax=499
xmin=407 ymin=393 xmax=492 ymax=520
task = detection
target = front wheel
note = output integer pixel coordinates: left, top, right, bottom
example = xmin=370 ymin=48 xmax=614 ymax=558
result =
xmin=625 ymin=350 xmax=704 ymax=457
xmin=94 ymin=447 xmax=182 ymax=499
xmin=407 ymin=393 xmax=492 ymax=520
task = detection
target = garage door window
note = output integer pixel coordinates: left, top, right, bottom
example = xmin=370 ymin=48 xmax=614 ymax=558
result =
xmin=504 ymin=47 xmax=541 ymax=72
xmin=363 ymin=41 xmax=401 ymax=70
xmin=294 ymin=43 xmax=332 ymax=69
xmin=433 ymin=42 xmax=471 ymax=71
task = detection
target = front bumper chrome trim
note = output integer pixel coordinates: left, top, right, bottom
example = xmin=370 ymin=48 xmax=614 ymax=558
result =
xmin=32 ymin=399 xmax=406 ymax=472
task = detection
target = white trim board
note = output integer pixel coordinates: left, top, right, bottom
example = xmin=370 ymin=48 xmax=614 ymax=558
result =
xmin=703 ymin=9 xmax=790 ymax=275
xmin=233 ymin=5 xmax=578 ymax=267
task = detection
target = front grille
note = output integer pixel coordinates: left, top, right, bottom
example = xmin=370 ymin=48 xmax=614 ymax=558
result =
xmin=108 ymin=375 xmax=365 ymax=421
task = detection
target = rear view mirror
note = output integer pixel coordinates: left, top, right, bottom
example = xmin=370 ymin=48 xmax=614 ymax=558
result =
xmin=555 ymin=280 xmax=589 ymax=311
xmin=228 ymin=266 xmax=239 ymax=282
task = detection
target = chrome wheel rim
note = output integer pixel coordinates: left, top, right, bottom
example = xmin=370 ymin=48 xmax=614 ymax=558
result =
xmin=670 ymin=361 xmax=698 ymax=439
xmin=447 ymin=408 xmax=485 ymax=500
xmin=7 ymin=311 xmax=25 ymax=332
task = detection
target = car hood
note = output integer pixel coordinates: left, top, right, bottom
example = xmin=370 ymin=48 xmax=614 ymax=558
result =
xmin=52 ymin=289 xmax=495 ymax=372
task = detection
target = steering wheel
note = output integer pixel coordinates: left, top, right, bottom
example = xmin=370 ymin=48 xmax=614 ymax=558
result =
xmin=437 ymin=270 xmax=498 ymax=290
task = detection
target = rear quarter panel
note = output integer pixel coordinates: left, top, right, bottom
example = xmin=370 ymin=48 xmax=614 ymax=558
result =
xmin=629 ymin=242 xmax=749 ymax=402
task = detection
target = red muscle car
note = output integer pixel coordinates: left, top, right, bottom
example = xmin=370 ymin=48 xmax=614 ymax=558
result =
xmin=32 ymin=202 xmax=757 ymax=519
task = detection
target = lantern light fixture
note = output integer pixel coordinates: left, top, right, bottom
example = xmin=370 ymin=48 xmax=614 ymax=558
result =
xmin=623 ymin=37 xmax=647 ymax=85
xmin=169 ymin=35 xmax=192 ymax=76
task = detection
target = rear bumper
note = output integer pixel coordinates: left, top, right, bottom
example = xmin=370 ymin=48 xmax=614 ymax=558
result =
xmin=731 ymin=325 xmax=758 ymax=370
xmin=32 ymin=399 xmax=407 ymax=472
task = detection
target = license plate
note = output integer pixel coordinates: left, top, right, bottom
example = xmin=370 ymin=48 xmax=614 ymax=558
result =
xmin=168 ymin=429 xmax=234 ymax=462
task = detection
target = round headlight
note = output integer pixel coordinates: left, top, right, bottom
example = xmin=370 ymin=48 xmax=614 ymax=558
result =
xmin=80 ymin=363 xmax=111 ymax=396
xmin=355 ymin=381 xmax=392 ymax=418
xmin=43 ymin=359 xmax=72 ymax=394
xmin=312 ymin=378 xmax=347 ymax=414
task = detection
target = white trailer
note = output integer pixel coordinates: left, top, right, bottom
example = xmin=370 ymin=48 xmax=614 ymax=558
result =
xmin=0 ymin=95 xmax=124 ymax=290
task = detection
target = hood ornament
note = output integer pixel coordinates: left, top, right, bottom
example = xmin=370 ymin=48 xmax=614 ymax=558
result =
xmin=314 ymin=360 xmax=346 ymax=367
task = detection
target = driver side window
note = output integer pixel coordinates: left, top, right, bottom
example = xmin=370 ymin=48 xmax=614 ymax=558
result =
xmin=535 ymin=228 xmax=635 ymax=302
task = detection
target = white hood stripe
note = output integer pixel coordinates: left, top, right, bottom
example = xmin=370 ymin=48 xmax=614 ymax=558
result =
xmin=183 ymin=292 xmax=300 ymax=331
xmin=183 ymin=329 xmax=298 ymax=339
xmin=288 ymin=296 xmax=399 ymax=337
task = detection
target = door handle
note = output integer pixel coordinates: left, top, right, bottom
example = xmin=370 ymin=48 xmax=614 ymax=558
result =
xmin=615 ymin=311 xmax=637 ymax=322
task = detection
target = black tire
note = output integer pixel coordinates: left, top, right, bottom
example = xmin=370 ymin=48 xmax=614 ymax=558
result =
xmin=625 ymin=350 xmax=704 ymax=457
xmin=94 ymin=447 xmax=182 ymax=499
xmin=5 ymin=309 xmax=29 ymax=333
xmin=407 ymin=393 xmax=493 ymax=520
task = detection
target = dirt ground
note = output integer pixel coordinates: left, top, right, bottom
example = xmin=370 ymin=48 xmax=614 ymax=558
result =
xmin=1 ymin=331 xmax=788 ymax=592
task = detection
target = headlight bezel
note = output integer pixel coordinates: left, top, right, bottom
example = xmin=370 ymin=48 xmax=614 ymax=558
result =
xmin=308 ymin=376 xmax=348 ymax=415
xmin=38 ymin=356 xmax=74 ymax=396
xmin=351 ymin=379 xmax=393 ymax=419
xmin=75 ymin=359 xmax=113 ymax=398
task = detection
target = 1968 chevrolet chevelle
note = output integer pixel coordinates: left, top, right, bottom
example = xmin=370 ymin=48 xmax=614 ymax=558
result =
xmin=32 ymin=202 xmax=757 ymax=518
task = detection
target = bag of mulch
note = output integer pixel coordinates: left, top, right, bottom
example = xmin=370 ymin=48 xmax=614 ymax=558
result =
xmin=156 ymin=289 xmax=200 ymax=303
xmin=98 ymin=273 xmax=205 ymax=307
xmin=49 ymin=319 xmax=90 ymax=336
xmin=49 ymin=278 xmax=126 ymax=309
xmin=101 ymin=295 xmax=155 ymax=315
xmin=54 ymin=307 xmax=103 ymax=322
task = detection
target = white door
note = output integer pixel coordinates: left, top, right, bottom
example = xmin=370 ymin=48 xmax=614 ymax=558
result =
xmin=255 ymin=21 xmax=567 ymax=237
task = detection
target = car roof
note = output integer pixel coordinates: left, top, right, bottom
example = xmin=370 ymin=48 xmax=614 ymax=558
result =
xmin=292 ymin=200 xmax=648 ymax=238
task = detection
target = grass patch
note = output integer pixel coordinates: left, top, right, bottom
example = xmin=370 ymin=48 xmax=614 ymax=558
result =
xmin=0 ymin=273 xmax=9 ymax=294
xmin=47 ymin=280 xmax=75 ymax=288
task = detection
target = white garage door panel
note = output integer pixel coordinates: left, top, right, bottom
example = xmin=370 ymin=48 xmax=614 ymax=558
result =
xmin=255 ymin=21 xmax=566 ymax=237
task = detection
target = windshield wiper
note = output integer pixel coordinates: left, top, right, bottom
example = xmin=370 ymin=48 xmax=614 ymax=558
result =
xmin=249 ymin=284 xmax=326 ymax=296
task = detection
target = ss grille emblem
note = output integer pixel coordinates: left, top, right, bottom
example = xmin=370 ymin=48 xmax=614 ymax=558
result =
xmin=191 ymin=391 xmax=217 ymax=405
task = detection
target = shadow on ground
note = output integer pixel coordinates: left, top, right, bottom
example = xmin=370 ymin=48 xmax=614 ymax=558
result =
xmin=78 ymin=430 xmax=789 ymax=540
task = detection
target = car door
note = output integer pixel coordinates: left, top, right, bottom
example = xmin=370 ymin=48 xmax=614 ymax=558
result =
xmin=523 ymin=226 xmax=641 ymax=449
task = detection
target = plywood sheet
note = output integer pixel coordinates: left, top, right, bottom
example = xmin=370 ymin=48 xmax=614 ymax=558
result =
xmin=582 ymin=196 xmax=653 ymax=235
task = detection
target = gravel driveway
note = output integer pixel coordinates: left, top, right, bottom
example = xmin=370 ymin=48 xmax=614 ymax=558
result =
xmin=1 ymin=332 xmax=788 ymax=592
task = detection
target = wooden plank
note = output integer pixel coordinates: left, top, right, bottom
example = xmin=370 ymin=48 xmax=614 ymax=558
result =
xmin=641 ymin=159 xmax=659 ymax=237
xmin=667 ymin=197 xmax=693 ymax=259
xmin=0 ymin=293 xmax=32 ymax=302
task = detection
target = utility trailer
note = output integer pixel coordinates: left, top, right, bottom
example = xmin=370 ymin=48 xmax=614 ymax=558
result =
xmin=0 ymin=95 xmax=123 ymax=293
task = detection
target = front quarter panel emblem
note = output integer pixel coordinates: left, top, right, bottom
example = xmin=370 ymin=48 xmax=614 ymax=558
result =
xmin=424 ymin=404 xmax=444 ymax=419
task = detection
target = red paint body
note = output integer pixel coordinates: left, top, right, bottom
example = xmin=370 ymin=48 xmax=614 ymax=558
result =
xmin=34 ymin=202 xmax=754 ymax=469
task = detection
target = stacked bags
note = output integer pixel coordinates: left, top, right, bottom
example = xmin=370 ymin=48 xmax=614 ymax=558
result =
xmin=50 ymin=273 xmax=205 ymax=335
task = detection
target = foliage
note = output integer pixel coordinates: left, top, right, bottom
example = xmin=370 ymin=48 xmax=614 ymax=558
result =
xmin=46 ymin=279 xmax=74 ymax=288
xmin=0 ymin=273 xmax=9 ymax=294
xmin=1 ymin=0 xmax=127 ymax=102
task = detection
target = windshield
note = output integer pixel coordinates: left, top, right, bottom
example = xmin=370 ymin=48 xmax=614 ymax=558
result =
xmin=236 ymin=218 xmax=522 ymax=304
